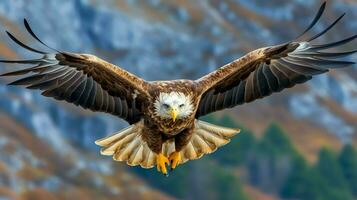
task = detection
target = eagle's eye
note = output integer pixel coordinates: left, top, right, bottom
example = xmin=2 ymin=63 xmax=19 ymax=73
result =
xmin=179 ymin=104 xmax=185 ymax=108
xmin=162 ymin=103 xmax=169 ymax=109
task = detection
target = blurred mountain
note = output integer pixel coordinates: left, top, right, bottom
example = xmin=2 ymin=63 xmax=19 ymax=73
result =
xmin=0 ymin=113 xmax=172 ymax=200
xmin=0 ymin=0 xmax=356 ymax=199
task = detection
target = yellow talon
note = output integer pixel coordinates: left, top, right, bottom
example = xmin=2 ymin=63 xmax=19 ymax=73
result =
xmin=169 ymin=151 xmax=181 ymax=171
xmin=156 ymin=153 xmax=169 ymax=176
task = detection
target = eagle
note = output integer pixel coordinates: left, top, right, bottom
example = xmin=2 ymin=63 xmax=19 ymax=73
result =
xmin=0 ymin=2 xmax=356 ymax=176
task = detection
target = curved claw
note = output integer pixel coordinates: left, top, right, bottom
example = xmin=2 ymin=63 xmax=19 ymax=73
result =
xmin=169 ymin=151 xmax=181 ymax=171
xmin=156 ymin=153 xmax=170 ymax=176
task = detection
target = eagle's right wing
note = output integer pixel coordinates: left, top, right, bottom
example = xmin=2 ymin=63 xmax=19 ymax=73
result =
xmin=195 ymin=2 xmax=356 ymax=118
xmin=0 ymin=19 xmax=150 ymax=124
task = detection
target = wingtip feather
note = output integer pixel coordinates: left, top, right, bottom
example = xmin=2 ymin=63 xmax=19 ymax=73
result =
xmin=23 ymin=18 xmax=59 ymax=52
xmin=295 ymin=1 xmax=327 ymax=40
xmin=5 ymin=30 xmax=48 ymax=54
xmin=307 ymin=13 xmax=346 ymax=42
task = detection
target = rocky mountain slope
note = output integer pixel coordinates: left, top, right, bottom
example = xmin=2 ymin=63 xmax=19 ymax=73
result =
xmin=0 ymin=113 xmax=172 ymax=200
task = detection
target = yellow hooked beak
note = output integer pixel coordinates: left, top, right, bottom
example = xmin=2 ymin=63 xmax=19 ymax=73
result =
xmin=169 ymin=107 xmax=177 ymax=122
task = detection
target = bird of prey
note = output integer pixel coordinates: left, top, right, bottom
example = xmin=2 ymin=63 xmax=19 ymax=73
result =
xmin=0 ymin=2 xmax=356 ymax=176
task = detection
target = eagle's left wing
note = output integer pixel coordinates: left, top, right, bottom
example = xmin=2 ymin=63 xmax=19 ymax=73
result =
xmin=195 ymin=2 xmax=356 ymax=118
xmin=0 ymin=19 xmax=150 ymax=124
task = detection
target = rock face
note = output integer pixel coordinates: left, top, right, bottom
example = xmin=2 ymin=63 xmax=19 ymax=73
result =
xmin=0 ymin=0 xmax=355 ymax=197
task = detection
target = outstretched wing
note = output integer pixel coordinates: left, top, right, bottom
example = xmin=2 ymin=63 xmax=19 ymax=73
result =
xmin=0 ymin=19 xmax=150 ymax=124
xmin=195 ymin=2 xmax=356 ymax=117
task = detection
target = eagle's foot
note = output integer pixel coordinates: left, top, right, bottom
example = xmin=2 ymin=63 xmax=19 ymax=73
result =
xmin=169 ymin=151 xmax=181 ymax=171
xmin=156 ymin=153 xmax=170 ymax=176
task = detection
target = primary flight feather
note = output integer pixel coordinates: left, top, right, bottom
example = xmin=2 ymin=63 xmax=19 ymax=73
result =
xmin=1 ymin=2 xmax=356 ymax=176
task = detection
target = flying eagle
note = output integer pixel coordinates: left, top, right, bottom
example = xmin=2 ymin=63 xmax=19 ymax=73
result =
xmin=1 ymin=2 xmax=356 ymax=176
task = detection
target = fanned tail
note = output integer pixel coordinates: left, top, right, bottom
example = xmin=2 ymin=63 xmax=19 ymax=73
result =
xmin=176 ymin=120 xmax=240 ymax=164
xmin=95 ymin=119 xmax=240 ymax=168
xmin=95 ymin=120 xmax=157 ymax=168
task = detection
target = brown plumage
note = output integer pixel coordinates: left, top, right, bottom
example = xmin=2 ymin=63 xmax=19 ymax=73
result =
xmin=1 ymin=2 xmax=356 ymax=175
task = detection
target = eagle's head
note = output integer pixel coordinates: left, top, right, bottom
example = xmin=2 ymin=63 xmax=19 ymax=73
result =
xmin=154 ymin=92 xmax=194 ymax=121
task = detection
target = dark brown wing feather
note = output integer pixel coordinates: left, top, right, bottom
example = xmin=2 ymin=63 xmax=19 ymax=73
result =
xmin=0 ymin=19 xmax=149 ymax=124
xmin=195 ymin=2 xmax=356 ymax=118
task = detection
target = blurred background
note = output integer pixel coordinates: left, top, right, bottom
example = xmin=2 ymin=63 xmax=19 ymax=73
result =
xmin=0 ymin=0 xmax=356 ymax=199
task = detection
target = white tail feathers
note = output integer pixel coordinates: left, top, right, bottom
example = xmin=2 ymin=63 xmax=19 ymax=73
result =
xmin=95 ymin=120 xmax=156 ymax=168
xmin=95 ymin=120 xmax=240 ymax=168
xmin=176 ymin=120 xmax=240 ymax=164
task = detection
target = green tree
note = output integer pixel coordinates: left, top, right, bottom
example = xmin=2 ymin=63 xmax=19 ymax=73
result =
xmin=248 ymin=123 xmax=304 ymax=193
xmin=133 ymin=158 xmax=249 ymax=200
xmin=213 ymin=128 xmax=256 ymax=166
xmin=258 ymin=123 xmax=297 ymax=156
xmin=281 ymin=166 xmax=327 ymax=200
xmin=282 ymin=148 xmax=355 ymax=200
xmin=133 ymin=163 xmax=190 ymax=198
xmin=202 ymin=159 xmax=249 ymax=200
xmin=202 ymin=114 xmax=255 ymax=165
xmin=314 ymin=148 xmax=354 ymax=200
xmin=339 ymin=145 xmax=357 ymax=197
